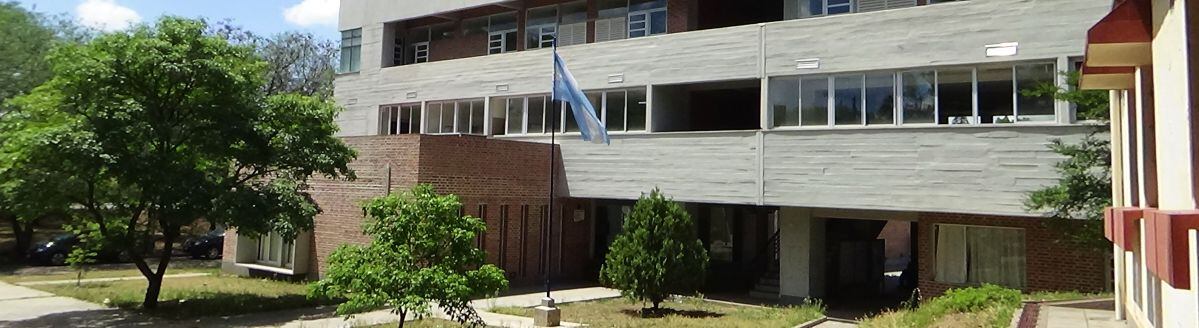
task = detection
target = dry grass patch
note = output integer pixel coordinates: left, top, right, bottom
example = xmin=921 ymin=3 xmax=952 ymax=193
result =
xmin=490 ymin=297 xmax=822 ymax=328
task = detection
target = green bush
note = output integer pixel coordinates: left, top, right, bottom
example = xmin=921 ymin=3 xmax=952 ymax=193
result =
xmin=934 ymin=284 xmax=1022 ymax=313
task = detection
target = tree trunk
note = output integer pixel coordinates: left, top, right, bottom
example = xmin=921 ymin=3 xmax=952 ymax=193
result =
xmin=142 ymin=228 xmax=178 ymax=309
xmin=398 ymin=310 xmax=407 ymax=328
xmin=3 ymin=214 xmax=33 ymax=258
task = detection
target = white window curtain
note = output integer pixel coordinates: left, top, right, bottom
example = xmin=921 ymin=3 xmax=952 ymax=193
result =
xmin=935 ymin=225 xmax=1026 ymax=289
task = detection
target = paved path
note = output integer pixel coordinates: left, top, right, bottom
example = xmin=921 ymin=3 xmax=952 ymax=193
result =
xmin=0 ymin=281 xmax=112 ymax=324
xmin=1037 ymin=299 xmax=1125 ymax=328
xmin=16 ymin=273 xmax=212 ymax=286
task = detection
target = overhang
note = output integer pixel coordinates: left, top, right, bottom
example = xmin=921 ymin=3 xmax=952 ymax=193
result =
xmin=1079 ymin=0 xmax=1151 ymax=90
xmin=1080 ymin=65 xmax=1137 ymax=90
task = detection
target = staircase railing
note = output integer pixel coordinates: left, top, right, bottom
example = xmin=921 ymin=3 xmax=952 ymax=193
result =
xmin=747 ymin=229 xmax=781 ymax=287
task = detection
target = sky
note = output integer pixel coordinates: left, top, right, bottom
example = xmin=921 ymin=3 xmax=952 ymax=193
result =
xmin=18 ymin=0 xmax=340 ymax=40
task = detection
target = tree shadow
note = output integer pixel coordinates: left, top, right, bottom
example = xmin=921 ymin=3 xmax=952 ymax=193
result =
xmin=2 ymin=292 xmax=343 ymax=328
xmin=619 ymin=308 xmax=725 ymax=319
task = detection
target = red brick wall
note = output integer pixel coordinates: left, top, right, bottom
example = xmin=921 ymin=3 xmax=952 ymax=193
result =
xmin=916 ymin=212 xmax=1109 ymax=297
xmin=222 ymin=134 xmax=593 ymax=285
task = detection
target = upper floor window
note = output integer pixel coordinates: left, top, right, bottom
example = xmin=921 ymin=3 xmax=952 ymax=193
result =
xmin=527 ymin=5 xmax=558 ymax=49
xmin=798 ymin=0 xmax=919 ymax=18
xmin=339 ymin=29 xmax=362 ymax=73
xmin=425 ymin=99 xmax=486 ymax=135
xmin=628 ymin=0 xmax=668 ymax=38
xmin=487 ymin=12 xmax=518 ymax=55
xmin=769 ymin=61 xmax=1058 ymax=128
xmin=379 ymin=104 xmax=422 ymax=135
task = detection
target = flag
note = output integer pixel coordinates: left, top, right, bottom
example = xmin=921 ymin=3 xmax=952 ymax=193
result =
xmin=553 ymin=51 xmax=610 ymax=145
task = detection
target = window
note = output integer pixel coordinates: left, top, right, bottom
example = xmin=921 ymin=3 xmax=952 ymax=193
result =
xmin=865 ymin=73 xmax=895 ymax=125
xmin=938 ymin=69 xmax=974 ymax=125
xmin=770 ymin=77 xmax=800 ymax=127
xmin=901 ymin=70 xmax=936 ymax=124
xmin=411 ymin=42 xmax=429 ymax=63
xmin=559 ymin=1 xmax=588 ymax=46
xmin=256 ymin=231 xmax=294 ymax=268
xmin=1015 ymin=63 xmax=1056 ymax=122
xmin=426 ymin=100 xmax=486 ymax=134
xmin=934 ymin=225 xmax=1026 ymax=289
xmin=527 ymin=5 xmax=558 ymax=49
xmin=500 ymin=89 xmax=645 ymax=135
xmin=978 ymin=66 xmax=1014 ymax=124
xmin=834 ymin=75 xmax=863 ymax=125
xmin=379 ymin=104 xmax=422 ymax=135
xmin=628 ymin=0 xmax=667 ymax=38
xmin=339 ymin=29 xmax=362 ymax=73
xmin=801 ymin=0 xmax=856 ymax=17
xmin=488 ymin=12 xmax=518 ymax=54
xmin=596 ymin=0 xmax=629 ymax=42
xmin=800 ymin=77 xmax=829 ymax=126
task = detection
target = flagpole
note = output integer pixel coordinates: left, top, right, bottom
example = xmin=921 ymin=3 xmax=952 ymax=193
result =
xmin=545 ymin=39 xmax=557 ymax=300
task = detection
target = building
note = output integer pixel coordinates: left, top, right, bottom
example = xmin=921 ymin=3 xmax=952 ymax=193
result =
xmin=1083 ymin=0 xmax=1199 ymax=327
xmin=224 ymin=0 xmax=1114 ymax=305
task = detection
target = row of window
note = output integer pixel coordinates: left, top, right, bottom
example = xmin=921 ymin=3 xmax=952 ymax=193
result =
xmin=380 ymin=88 xmax=648 ymax=136
xmin=769 ymin=62 xmax=1057 ymax=128
xmin=358 ymin=0 xmax=670 ymax=71
xmin=934 ymin=224 xmax=1026 ymax=289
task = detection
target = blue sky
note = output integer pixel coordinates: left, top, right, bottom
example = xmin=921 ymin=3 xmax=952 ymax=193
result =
xmin=18 ymin=0 xmax=340 ymax=41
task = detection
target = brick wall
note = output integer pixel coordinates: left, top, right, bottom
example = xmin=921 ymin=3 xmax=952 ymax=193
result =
xmin=916 ymin=212 xmax=1109 ymax=297
xmin=224 ymin=134 xmax=593 ymax=285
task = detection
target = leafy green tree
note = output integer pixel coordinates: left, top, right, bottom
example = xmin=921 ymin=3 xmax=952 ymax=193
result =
xmin=4 ymin=17 xmax=355 ymax=309
xmin=1023 ymin=71 xmax=1112 ymax=251
xmin=0 ymin=2 xmax=87 ymax=258
xmin=310 ymin=184 xmax=507 ymax=328
xmin=601 ymin=188 xmax=709 ymax=313
xmin=208 ymin=21 xmax=336 ymax=98
xmin=65 ymin=223 xmax=102 ymax=286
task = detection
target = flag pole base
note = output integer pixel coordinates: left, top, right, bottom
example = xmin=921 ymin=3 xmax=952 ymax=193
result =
xmin=533 ymin=297 xmax=561 ymax=327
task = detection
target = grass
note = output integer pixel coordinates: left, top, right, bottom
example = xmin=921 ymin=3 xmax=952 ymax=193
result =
xmin=859 ymin=287 xmax=1112 ymax=328
xmin=360 ymin=318 xmax=498 ymax=328
xmin=0 ymin=267 xmax=219 ymax=283
xmin=28 ymin=274 xmax=339 ymax=319
xmin=490 ymin=297 xmax=823 ymax=328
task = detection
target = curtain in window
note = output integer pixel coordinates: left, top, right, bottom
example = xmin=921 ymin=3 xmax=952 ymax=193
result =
xmin=966 ymin=227 xmax=1026 ymax=289
xmin=935 ymin=225 xmax=968 ymax=284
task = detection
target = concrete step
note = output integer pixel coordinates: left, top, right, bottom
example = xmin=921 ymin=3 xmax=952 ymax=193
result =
xmin=753 ymin=284 xmax=779 ymax=294
xmin=748 ymin=290 xmax=779 ymax=300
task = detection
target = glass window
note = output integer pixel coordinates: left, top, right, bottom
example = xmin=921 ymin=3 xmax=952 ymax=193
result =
xmin=470 ymin=100 xmax=485 ymax=134
xmin=800 ymin=77 xmax=829 ymax=126
xmin=455 ymin=102 xmax=470 ymax=133
xmin=380 ymin=104 xmax=421 ymax=135
xmin=865 ymin=73 xmax=895 ymax=125
xmin=938 ymin=69 xmax=974 ymax=125
xmin=901 ymin=70 xmax=936 ymax=124
xmin=1016 ymin=63 xmax=1056 ymax=122
xmin=426 ymin=103 xmax=443 ymax=133
xmin=978 ymin=66 xmax=1015 ymax=124
xmin=629 ymin=0 xmax=667 ymax=38
xmin=339 ymin=29 xmax=362 ymax=73
xmin=599 ymin=0 xmax=628 ymax=18
xmin=834 ymin=75 xmax=863 ymax=126
xmin=440 ymin=103 xmax=455 ymax=132
xmin=527 ymin=6 xmax=558 ymax=49
xmin=770 ymin=77 xmax=800 ymax=128
xmin=627 ymin=89 xmax=647 ymax=131
xmin=563 ymin=101 xmax=580 ymax=132
xmin=607 ymin=91 xmax=627 ymax=131
xmin=934 ymin=225 xmax=1026 ymax=289
xmin=507 ymin=98 xmax=524 ymax=134
xmin=256 ymin=231 xmax=294 ymax=268
xmin=561 ymin=1 xmax=588 ymax=24
xmin=528 ymin=96 xmax=547 ymax=133
xmin=488 ymin=12 xmax=518 ymax=54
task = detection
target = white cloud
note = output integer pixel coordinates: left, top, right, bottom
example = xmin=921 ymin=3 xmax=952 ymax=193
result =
xmin=283 ymin=0 xmax=339 ymax=27
xmin=75 ymin=0 xmax=142 ymax=32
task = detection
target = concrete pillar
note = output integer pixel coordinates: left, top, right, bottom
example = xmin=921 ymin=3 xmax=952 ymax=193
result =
xmin=778 ymin=207 xmax=825 ymax=302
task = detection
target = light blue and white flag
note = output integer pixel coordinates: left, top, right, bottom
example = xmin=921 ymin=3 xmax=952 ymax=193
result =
xmin=553 ymin=51 xmax=610 ymax=145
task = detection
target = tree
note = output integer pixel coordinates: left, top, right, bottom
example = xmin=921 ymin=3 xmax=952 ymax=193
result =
xmin=600 ymin=188 xmax=709 ymax=313
xmin=0 ymin=2 xmax=87 ymax=258
xmin=209 ymin=21 xmax=336 ymax=98
xmin=309 ymin=184 xmax=507 ymax=328
xmin=4 ymin=17 xmax=355 ymax=309
xmin=1024 ymin=71 xmax=1112 ymax=251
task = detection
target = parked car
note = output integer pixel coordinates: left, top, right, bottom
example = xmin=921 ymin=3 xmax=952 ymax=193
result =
xmin=27 ymin=233 xmax=130 ymax=266
xmin=182 ymin=230 xmax=224 ymax=259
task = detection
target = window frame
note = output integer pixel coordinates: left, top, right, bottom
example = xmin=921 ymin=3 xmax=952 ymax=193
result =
xmin=527 ymin=5 xmax=559 ymax=49
xmin=255 ymin=231 xmax=295 ymax=269
xmin=339 ymin=28 xmax=363 ymax=73
xmin=426 ymin=99 xmax=487 ymax=135
xmin=411 ymin=41 xmax=430 ymax=63
xmin=628 ymin=5 xmax=667 ymax=38
xmin=379 ymin=103 xmax=422 ymax=135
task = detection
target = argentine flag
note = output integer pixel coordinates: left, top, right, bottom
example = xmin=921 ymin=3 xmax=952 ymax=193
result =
xmin=553 ymin=51 xmax=610 ymax=145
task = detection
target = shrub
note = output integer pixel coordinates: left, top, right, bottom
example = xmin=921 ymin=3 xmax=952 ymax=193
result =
xmin=600 ymin=188 xmax=709 ymax=312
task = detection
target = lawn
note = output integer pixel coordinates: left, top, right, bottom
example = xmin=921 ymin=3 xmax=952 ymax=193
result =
xmin=29 ymin=274 xmax=339 ymax=319
xmin=360 ymin=318 xmax=497 ymax=328
xmin=490 ymin=297 xmax=823 ymax=328
xmin=0 ymin=267 xmax=219 ymax=283
xmin=859 ymin=286 xmax=1111 ymax=328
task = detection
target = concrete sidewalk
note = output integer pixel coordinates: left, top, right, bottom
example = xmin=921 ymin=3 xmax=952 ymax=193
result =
xmin=1037 ymin=299 xmax=1125 ymax=328
xmin=0 ymin=280 xmax=127 ymax=327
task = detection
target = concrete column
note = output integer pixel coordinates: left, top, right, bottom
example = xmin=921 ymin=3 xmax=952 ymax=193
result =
xmin=778 ymin=207 xmax=825 ymax=302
